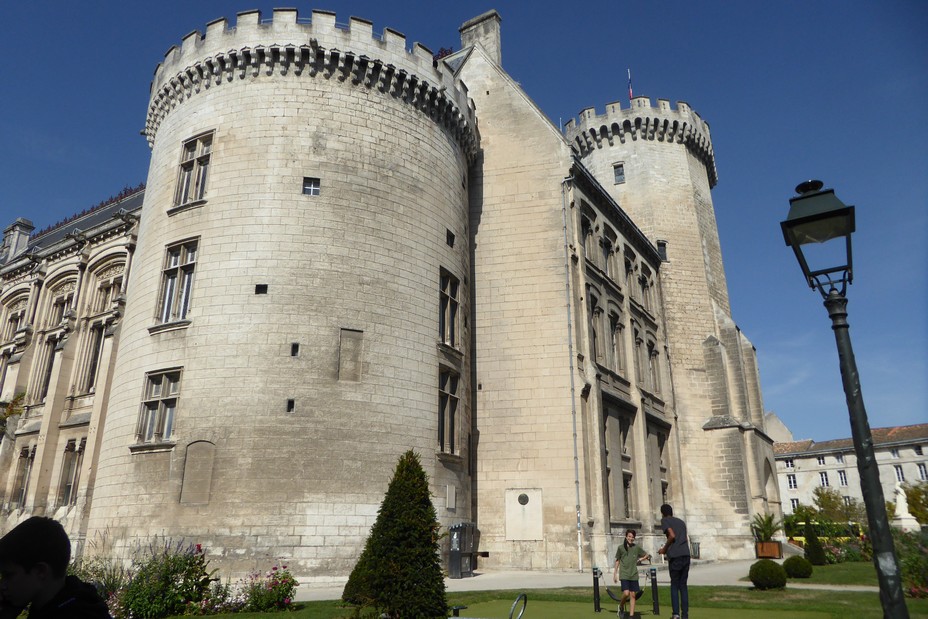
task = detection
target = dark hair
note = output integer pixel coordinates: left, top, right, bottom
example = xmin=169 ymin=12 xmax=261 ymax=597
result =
xmin=0 ymin=517 xmax=71 ymax=577
xmin=660 ymin=503 xmax=673 ymax=517
xmin=623 ymin=528 xmax=637 ymax=550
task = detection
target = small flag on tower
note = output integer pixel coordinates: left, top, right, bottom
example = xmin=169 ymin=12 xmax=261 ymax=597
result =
xmin=627 ymin=69 xmax=633 ymax=101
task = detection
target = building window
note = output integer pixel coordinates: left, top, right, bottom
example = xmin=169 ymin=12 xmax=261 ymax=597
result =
xmin=439 ymin=270 xmax=460 ymax=347
xmin=787 ymin=473 xmax=797 ymax=489
xmin=83 ymin=323 xmax=106 ymax=393
xmin=438 ymin=370 xmax=459 ymax=454
xmin=136 ymin=370 xmax=181 ymax=444
xmin=819 ymin=472 xmax=829 ymax=487
xmin=581 ymin=215 xmax=595 ymax=258
xmin=790 ymin=498 xmax=800 ymax=511
xmin=302 ymin=177 xmax=321 ymax=196
xmin=57 ymin=438 xmax=85 ymax=507
xmin=158 ymin=240 xmax=198 ymax=324
xmin=175 ymin=133 xmax=212 ymax=205
xmin=609 ymin=312 xmax=625 ymax=373
xmin=843 ymin=496 xmax=852 ymax=506
xmin=915 ymin=446 xmax=923 ymax=456
xmin=613 ymin=162 xmax=626 ymax=184
xmin=918 ymin=463 xmax=927 ymax=481
xmin=894 ymin=465 xmax=904 ymax=482
xmin=817 ymin=455 xmax=826 ymax=465
xmin=784 ymin=458 xmax=794 ymax=469
xmin=646 ymin=339 xmax=661 ymax=394
xmin=11 ymin=446 xmax=35 ymax=508
xmin=588 ymin=293 xmax=601 ymax=363
xmin=838 ymin=470 xmax=848 ymax=486
xmin=891 ymin=448 xmax=900 ymax=459
xmin=47 ymin=291 xmax=74 ymax=327
xmin=835 ymin=453 xmax=844 ymax=463
xmin=38 ymin=338 xmax=58 ymax=402
xmin=94 ymin=274 xmax=123 ymax=313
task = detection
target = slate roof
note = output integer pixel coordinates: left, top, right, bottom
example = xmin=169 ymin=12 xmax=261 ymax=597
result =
xmin=774 ymin=423 xmax=928 ymax=456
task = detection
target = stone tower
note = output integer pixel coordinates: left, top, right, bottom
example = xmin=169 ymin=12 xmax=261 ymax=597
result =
xmin=565 ymin=99 xmax=781 ymax=557
xmin=85 ymin=9 xmax=477 ymax=576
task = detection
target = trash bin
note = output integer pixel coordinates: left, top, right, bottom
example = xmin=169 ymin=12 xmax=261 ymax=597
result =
xmin=448 ymin=523 xmax=476 ymax=578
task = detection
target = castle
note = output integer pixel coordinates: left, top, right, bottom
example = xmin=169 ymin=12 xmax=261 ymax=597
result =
xmin=0 ymin=9 xmax=780 ymax=577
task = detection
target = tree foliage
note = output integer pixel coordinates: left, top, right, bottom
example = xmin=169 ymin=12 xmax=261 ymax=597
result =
xmin=343 ymin=450 xmax=447 ymax=618
xmin=812 ymin=486 xmax=866 ymax=523
xmin=0 ymin=392 xmax=25 ymax=436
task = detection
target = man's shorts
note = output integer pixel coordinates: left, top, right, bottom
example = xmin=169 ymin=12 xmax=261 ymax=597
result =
xmin=620 ymin=579 xmax=641 ymax=592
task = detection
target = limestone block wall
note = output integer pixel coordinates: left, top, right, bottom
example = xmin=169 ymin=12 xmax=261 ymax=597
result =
xmin=455 ymin=41 xmax=584 ymax=569
xmin=86 ymin=9 xmax=475 ymax=578
xmin=566 ymin=99 xmax=771 ymax=558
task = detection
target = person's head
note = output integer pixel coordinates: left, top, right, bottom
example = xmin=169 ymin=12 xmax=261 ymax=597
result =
xmin=624 ymin=529 xmax=637 ymax=544
xmin=660 ymin=503 xmax=673 ymax=517
xmin=0 ymin=517 xmax=70 ymax=608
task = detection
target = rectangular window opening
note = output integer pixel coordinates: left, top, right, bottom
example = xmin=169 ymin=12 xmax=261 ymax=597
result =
xmin=290 ymin=343 xmax=300 ymax=357
xmin=136 ymin=369 xmax=181 ymax=444
xmin=302 ymin=177 xmax=321 ymax=196
xmin=286 ymin=399 xmax=295 ymax=413
xmin=255 ymin=284 xmax=269 ymax=295
xmin=613 ymin=162 xmax=626 ymax=184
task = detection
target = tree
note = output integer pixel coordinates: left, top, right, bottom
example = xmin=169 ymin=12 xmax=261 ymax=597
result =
xmin=901 ymin=482 xmax=928 ymax=525
xmin=0 ymin=392 xmax=25 ymax=436
xmin=812 ymin=486 xmax=865 ymax=523
xmin=803 ymin=522 xmax=827 ymax=566
xmin=343 ymin=450 xmax=447 ymax=618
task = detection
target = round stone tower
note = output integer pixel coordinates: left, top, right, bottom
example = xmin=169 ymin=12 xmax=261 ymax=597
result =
xmin=566 ymin=98 xmax=776 ymax=559
xmin=87 ymin=9 xmax=477 ymax=576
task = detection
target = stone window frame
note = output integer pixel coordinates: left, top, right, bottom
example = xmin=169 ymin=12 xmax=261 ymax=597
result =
xmin=838 ymin=469 xmax=848 ymax=486
xmin=819 ymin=471 xmax=829 ymax=487
xmin=784 ymin=458 xmax=794 ymax=469
xmin=790 ymin=498 xmax=800 ymax=510
xmin=133 ymin=368 xmax=182 ymax=448
xmin=613 ymin=161 xmax=626 ymax=184
xmin=438 ymin=367 xmax=459 ymax=455
xmin=607 ymin=308 xmax=626 ymax=375
xmin=603 ymin=398 xmax=636 ymax=523
xmin=787 ymin=473 xmax=797 ymax=489
xmin=1 ymin=295 xmax=28 ymax=343
xmin=10 ymin=444 xmax=35 ymax=509
xmin=439 ymin=269 xmax=460 ymax=349
xmin=894 ymin=465 xmax=904 ymax=483
xmin=154 ymin=238 xmax=198 ymax=329
xmin=918 ymin=463 xmax=927 ymax=481
xmin=56 ymin=437 xmax=85 ymax=507
xmin=816 ymin=455 xmax=826 ymax=465
xmin=35 ymin=335 xmax=60 ymax=403
xmin=172 ymin=131 xmax=213 ymax=211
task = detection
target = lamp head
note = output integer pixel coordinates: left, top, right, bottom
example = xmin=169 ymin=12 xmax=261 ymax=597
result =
xmin=781 ymin=180 xmax=855 ymax=297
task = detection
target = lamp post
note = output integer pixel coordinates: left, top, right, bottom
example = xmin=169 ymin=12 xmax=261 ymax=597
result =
xmin=781 ymin=180 xmax=909 ymax=618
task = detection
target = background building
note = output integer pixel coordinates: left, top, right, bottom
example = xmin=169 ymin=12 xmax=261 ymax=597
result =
xmin=775 ymin=423 xmax=928 ymax=516
xmin=0 ymin=9 xmax=778 ymax=577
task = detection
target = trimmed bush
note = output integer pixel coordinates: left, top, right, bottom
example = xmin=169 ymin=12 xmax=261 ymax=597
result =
xmin=783 ymin=555 xmax=813 ymax=578
xmin=343 ymin=450 xmax=448 ymax=618
xmin=749 ymin=559 xmax=787 ymax=590
xmin=803 ymin=522 xmax=828 ymax=566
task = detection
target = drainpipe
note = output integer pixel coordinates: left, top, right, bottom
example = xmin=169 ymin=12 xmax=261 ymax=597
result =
xmin=560 ymin=176 xmax=583 ymax=571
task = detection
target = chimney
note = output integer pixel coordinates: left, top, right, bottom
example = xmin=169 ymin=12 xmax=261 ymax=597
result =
xmin=2 ymin=218 xmax=35 ymax=264
xmin=460 ymin=10 xmax=502 ymax=66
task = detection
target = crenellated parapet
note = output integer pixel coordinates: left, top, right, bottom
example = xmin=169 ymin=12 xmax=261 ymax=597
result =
xmin=144 ymin=8 xmax=478 ymax=159
xmin=564 ymin=97 xmax=717 ymax=187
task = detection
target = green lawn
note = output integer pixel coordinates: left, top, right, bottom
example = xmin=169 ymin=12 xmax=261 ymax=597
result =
xmin=170 ymin=586 xmax=928 ymax=618
xmin=792 ymin=561 xmax=879 ymax=586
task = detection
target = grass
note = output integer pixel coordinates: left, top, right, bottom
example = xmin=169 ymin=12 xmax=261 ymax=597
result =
xmin=167 ymin=586 xmax=928 ymax=618
xmin=161 ymin=562 xmax=921 ymax=618
xmin=792 ymin=561 xmax=879 ymax=586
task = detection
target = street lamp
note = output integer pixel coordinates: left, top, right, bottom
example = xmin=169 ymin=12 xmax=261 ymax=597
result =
xmin=781 ymin=180 xmax=909 ymax=618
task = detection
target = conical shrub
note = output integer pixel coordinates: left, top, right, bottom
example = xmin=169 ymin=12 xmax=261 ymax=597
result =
xmin=343 ymin=450 xmax=447 ymax=618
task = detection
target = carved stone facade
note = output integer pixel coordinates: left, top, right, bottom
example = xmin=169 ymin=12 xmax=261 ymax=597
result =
xmin=0 ymin=9 xmax=778 ymax=577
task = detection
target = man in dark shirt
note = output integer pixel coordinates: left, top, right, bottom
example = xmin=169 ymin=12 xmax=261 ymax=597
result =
xmin=657 ymin=504 xmax=689 ymax=619
xmin=0 ymin=517 xmax=112 ymax=619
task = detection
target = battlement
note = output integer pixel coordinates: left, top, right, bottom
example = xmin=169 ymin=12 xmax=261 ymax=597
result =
xmin=145 ymin=8 xmax=477 ymax=157
xmin=564 ymin=97 xmax=717 ymax=187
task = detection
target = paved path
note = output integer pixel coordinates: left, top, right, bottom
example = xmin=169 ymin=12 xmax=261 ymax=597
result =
xmin=294 ymin=559 xmax=878 ymax=602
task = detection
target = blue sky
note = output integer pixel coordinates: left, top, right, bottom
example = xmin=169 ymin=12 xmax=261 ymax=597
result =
xmin=1 ymin=2 xmax=925 ymax=441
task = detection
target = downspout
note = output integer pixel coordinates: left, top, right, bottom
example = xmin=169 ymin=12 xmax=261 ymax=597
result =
xmin=560 ymin=176 xmax=583 ymax=571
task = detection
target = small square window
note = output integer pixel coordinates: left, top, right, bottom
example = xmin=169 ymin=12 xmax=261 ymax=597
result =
xmin=302 ymin=177 xmax=321 ymax=196
xmin=817 ymin=455 xmax=826 ymax=465
xmin=613 ymin=162 xmax=625 ymax=184
xmin=446 ymin=229 xmax=455 ymax=247
xmin=255 ymin=284 xmax=268 ymax=295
